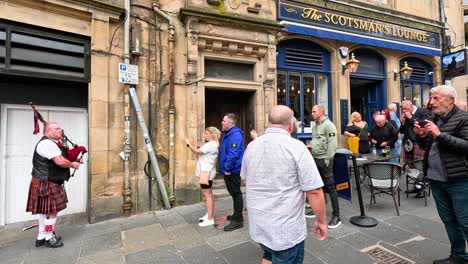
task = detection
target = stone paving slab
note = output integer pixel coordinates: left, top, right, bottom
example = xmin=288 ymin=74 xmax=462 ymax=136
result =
xmin=25 ymin=241 xmax=82 ymax=264
xmin=353 ymin=220 xmax=418 ymax=246
xmin=384 ymin=214 xmax=450 ymax=245
xmin=84 ymin=218 xmax=122 ymax=237
xmin=396 ymin=237 xmax=450 ymax=264
xmin=206 ymin=228 xmax=251 ymax=251
xmin=0 ymin=238 xmax=30 ymax=262
xmin=303 ymin=250 xmax=327 ymax=264
xmin=78 ymin=248 xmax=126 ymax=264
xmin=55 ymin=224 xmax=85 ymax=245
xmin=174 ymin=203 xmax=208 ymax=224
xmin=180 ymin=243 xmax=227 ymax=264
xmin=218 ymin=241 xmax=263 ymax=264
xmin=122 ymin=223 xmax=171 ymax=254
xmin=80 ymin=231 xmax=122 ymax=257
xmin=338 ymin=231 xmax=380 ymax=251
xmin=125 ymin=245 xmax=184 ymax=264
xmin=119 ymin=212 xmax=161 ymax=231
xmin=167 ymin=224 xmax=205 ymax=250
xmin=305 ymin=236 xmax=374 ymax=264
xmin=156 ymin=211 xmax=190 ymax=228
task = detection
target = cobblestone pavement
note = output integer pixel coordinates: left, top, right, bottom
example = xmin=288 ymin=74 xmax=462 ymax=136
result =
xmin=0 ymin=182 xmax=449 ymax=264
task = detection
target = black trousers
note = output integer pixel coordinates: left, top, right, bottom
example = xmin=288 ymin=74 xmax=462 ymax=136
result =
xmin=224 ymin=173 xmax=244 ymax=221
xmin=314 ymin=158 xmax=340 ymax=217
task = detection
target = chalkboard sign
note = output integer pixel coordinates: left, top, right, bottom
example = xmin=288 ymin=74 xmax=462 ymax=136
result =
xmin=340 ymin=99 xmax=349 ymax=134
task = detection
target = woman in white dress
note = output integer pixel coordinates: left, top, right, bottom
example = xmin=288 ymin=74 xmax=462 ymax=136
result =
xmin=185 ymin=126 xmax=221 ymax=227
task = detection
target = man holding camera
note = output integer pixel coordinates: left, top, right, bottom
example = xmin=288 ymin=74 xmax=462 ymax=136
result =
xmin=400 ymin=100 xmax=430 ymax=198
xmin=414 ymin=85 xmax=468 ymax=264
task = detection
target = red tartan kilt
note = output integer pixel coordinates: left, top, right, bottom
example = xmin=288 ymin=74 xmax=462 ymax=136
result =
xmin=404 ymin=143 xmax=425 ymax=163
xmin=26 ymin=177 xmax=68 ymax=215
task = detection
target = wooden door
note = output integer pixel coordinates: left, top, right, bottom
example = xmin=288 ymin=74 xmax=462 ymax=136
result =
xmin=205 ymin=89 xmax=255 ymax=146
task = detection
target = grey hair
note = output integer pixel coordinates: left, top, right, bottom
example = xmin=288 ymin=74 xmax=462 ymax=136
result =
xmin=401 ymin=100 xmax=413 ymax=107
xmin=430 ymin=85 xmax=457 ymax=100
xmin=388 ymin=103 xmax=397 ymax=111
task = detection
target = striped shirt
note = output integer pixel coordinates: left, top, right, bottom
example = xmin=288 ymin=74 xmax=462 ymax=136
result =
xmin=240 ymin=128 xmax=324 ymax=251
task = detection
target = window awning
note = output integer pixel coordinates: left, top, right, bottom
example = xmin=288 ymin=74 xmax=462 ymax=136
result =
xmin=281 ymin=21 xmax=441 ymax=57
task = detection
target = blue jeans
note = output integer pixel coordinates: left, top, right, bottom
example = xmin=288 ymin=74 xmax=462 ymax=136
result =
xmin=431 ymin=179 xmax=468 ymax=261
xmin=260 ymin=240 xmax=305 ymax=264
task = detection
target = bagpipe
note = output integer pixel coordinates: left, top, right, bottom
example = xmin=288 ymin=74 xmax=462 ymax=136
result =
xmin=31 ymin=103 xmax=87 ymax=176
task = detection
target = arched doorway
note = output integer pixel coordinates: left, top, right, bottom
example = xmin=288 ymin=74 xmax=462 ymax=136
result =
xmin=399 ymin=57 xmax=433 ymax=108
xmin=276 ymin=39 xmax=331 ymax=141
xmin=349 ymin=48 xmax=386 ymax=127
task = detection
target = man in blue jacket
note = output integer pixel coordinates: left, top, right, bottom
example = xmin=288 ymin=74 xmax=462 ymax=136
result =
xmin=220 ymin=113 xmax=245 ymax=231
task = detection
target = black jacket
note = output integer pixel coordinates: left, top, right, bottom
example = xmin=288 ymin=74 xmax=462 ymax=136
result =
xmin=400 ymin=107 xmax=430 ymax=143
xmin=370 ymin=123 xmax=398 ymax=149
xmin=416 ymin=106 xmax=468 ymax=181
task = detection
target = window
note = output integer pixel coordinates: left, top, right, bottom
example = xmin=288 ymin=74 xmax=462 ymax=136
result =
xmin=400 ymin=58 xmax=433 ymax=108
xmin=205 ymin=60 xmax=254 ymax=81
xmin=0 ymin=21 xmax=90 ymax=82
xmin=277 ymin=39 xmax=331 ymax=136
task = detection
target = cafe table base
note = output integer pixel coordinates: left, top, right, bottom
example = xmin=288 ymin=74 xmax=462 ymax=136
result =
xmin=350 ymin=215 xmax=378 ymax=227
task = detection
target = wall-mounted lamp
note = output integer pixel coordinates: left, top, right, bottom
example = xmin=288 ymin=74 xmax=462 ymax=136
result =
xmin=394 ymin=61 xmax=413 ymax=81
xmin=342 ymin=53 xmax=360 ymax=75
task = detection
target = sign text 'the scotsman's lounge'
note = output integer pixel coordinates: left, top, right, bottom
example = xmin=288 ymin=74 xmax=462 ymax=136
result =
xmin=279 ymin=0 xmax=440 ymax=49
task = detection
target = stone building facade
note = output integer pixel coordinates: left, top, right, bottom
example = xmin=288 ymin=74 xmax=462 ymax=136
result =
xmin=0 ymin=0 xmax=464 ymax=225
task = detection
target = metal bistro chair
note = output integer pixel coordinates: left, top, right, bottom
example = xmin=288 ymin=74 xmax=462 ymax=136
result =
xmin=364 ymin=162 xmax=402 ymax=216
xmin=403 ymin=159 xmax=431 ymax=206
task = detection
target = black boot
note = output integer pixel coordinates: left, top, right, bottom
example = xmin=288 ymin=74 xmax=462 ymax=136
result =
xmin=45 ymin=236 xmax=63 ymax=248
xmin=35 ymin=232 xmax=61 ymax=247
xmin=224 ymin=220 xmax=244 ymax=231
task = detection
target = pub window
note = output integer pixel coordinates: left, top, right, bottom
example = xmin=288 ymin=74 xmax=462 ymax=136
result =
xmin=205 ymin=59 xmax=254 ymax=81
xmin=277 ymin=39 xmax=331 ymax=138
xmin=400 ymin=57 xmax=433 ymax=108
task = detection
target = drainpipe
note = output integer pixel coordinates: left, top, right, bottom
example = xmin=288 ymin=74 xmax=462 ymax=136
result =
xmin=153 ymin=2 xmax=176 ymax=203
xmin=439 ymin=0 xmax=448 ymax=54
xmin=122 ymin=0 xmax=132 ymax=216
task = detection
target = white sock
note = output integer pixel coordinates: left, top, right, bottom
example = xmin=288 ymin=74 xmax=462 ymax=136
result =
xmin=44 ymin=218 xmax=56 ymax=240
xmin=37 ymin=214 xmax=46 ymax=240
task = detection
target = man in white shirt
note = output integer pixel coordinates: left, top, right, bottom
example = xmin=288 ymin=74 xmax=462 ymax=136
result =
xmin=26 ymin=122 xmax=82 ymax=248
xmin=241 ymin=105 xmax=327 ymax=264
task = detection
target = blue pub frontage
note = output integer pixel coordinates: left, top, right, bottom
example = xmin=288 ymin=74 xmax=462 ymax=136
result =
xmin=275 ymin=0 xmax=442 ymax=142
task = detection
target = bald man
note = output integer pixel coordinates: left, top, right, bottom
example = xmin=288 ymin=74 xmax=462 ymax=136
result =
xmin=370 ymin=115 xmax=398 ymax=157
xmin=241 ymin=105 xmax=327 ymax=264
xmin=26 ymin=122 xmax=82 ymax=248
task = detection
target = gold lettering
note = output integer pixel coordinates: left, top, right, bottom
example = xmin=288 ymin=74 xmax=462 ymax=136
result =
xmin=302 ymin=8 xmax=322 ymax=21
xmin=330 ymin=14 xmax=338 ymax=24
xmin=383 ymin=26 xmax=390 ymax=35
xmin=375 ymin=24 xmax=383 ymax=34
xmin=324 ymin=13 xmax=331 ymax=23
xmin=422 ymin=34 xmax=428 ymax=42
xmin=302 ymin=8 xmax=312 ymax=19
xmin=359 ymin=20 xmax=368 ymax=30
xmin=353 ymin=19 xmax=359 ymax=29
xmin=339 ymin=16 xmax=347 ymax=26
xmin=368 ymin=22 xmax=375 ymax=33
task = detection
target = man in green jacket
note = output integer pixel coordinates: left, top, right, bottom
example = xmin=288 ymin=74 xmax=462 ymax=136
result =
xmin=308 ymin=104 xmax=341 ymax=228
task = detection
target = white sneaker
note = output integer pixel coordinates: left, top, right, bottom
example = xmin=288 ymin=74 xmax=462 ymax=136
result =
xmin=199 ymin=213 xmax=208 ymax=222
xmin=198 ymin=218 xmax=214 ymax=227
